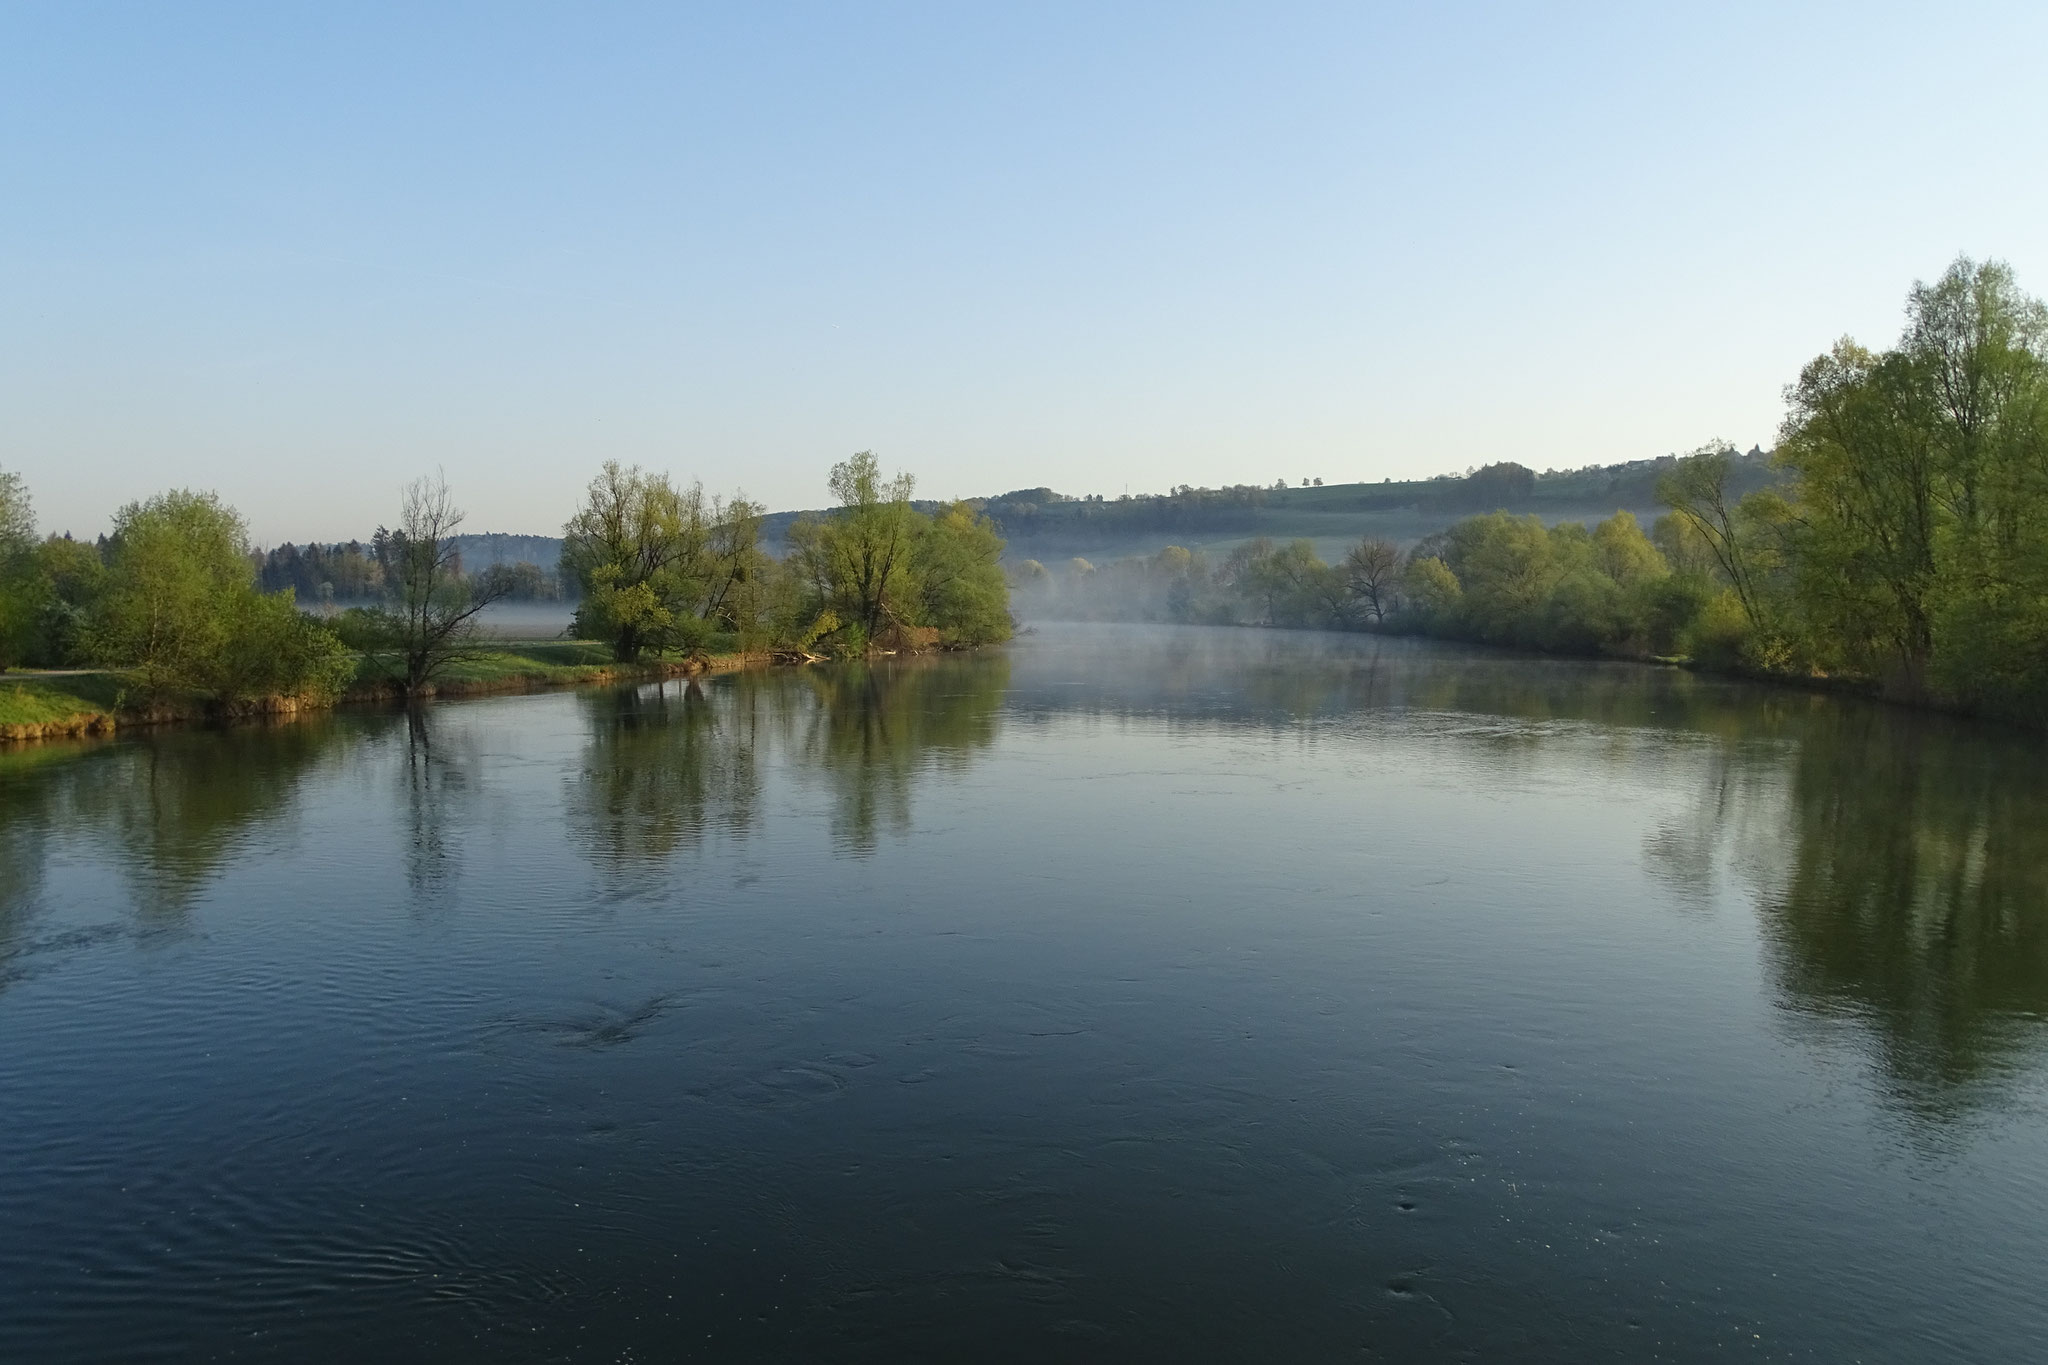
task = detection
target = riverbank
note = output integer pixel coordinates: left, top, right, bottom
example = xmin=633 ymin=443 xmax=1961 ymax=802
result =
xmin=0 ymin=643 xmax=764 ymax=744
xmin=0 ymin=673 xmax=128 ymax=742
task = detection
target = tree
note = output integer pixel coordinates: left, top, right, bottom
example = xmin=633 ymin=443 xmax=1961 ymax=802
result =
xmin=372 ymin=475 xmax=513 ymax=694
xmin=29 ymin=535 xmax=107 ymax=667
xmin=1445 ymin=512 xmax=1559 ymax=642
xmin=86 ymin=489 xmax=350 ymax=701
xmin=88 ymin=490 xmax=250 ymax=695
xmin=782 ymin=453 xmax=1013 ymax=653
xmin=1656 ymin=443 xmax=1780 ymax=633
xmin=700 ymin=494 xmax=767 ymax=636
xmin=786 ymin=452 xmax=921 ymax=648
xmin=1591 ymin=511 xmax=1668 ymax=586
xmin=1775 ymin=258 xmax=2048 ymax=701
xmin=912 ymin=501 xmax=1011 ymax=645
xmin=1403 ymin=555 xmax=1462 ymax=617
xmin=0 ymin=469 xmax=38 ymax=670
xmin=561 ymin=464 xmax=762 ymax=659
xmin=825 ymin=450 xmax=919 ymax=637
xmin=1453 ymin=461 xmax=1536 ymax=510
xmin=0 ymin=470 xmax=30 ymax=553
xmin=1343 ymin=537 xmax=1400 ymax=623
xmin=561 ymin=462 xmax=698 ymax=661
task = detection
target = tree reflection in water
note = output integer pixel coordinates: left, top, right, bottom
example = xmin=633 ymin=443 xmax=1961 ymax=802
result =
xmin=0 ymin=720 xmax=349 ymax=996
xmin=562 ymin=656 xmax=1009 ymax=871
xmin=396 ymin=705 xmax=483 ymax=903
xmin=68 ymin=721 xmax=349 ymax=922
xmin=793 ymin=654 xmax=1007 ymax=856
xmin=0 ymin=630 xmax=2039 ymax=1132
xmin=565 ymin=677 xmax=763 ymax=887
xmin=1755 ymin=709 xmax=2048 ymax=1119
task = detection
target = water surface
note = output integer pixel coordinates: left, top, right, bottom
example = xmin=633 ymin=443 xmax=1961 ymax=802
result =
xmin=3 ymin=624 xmax=2045 ymax=1361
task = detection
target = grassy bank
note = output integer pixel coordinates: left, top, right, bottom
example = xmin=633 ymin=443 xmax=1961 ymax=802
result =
xmin=0 ymin=673 xmax=127 ymax=741
xmin=343 ymin=640 xmax=677 ymax=698
xmin=0 ymin=671 xmax=129 ymax=740
xmin=0 ymin=642 xmax=763 ymax=745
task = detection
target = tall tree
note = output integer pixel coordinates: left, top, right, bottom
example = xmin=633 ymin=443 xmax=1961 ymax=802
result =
xmin=87 ymin=490 xmax=249 ymax=695
xmin=1655 ymin=443 xmax=1785 ymax=635
xmin=1343 ymin=537 xmax=1400 ymax=623
xmin=375 ymin=475 xmax=512 ymax=694
xmin=561 ymin=463 xmax=700 ymax=661
xmin=787 ymin=451 xmax=920 ymax=643
xmin=1777 ymin=258 xmax=2048 ymax=698
xmin=700 ymin=493 xmax=768 ymax=635
xmin=561 ymin=464 xmax=767 ymax=657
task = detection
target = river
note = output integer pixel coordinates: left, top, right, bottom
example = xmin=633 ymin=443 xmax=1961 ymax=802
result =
xmin=2 ymin=623 xmax=2044 ymax=1361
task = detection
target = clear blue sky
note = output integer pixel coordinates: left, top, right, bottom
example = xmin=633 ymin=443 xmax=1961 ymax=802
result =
xmin=4 ymin=1 xmax=2044 ymax=542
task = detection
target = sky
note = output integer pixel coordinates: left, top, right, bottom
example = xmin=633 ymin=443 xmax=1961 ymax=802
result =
xmin=4 ymin=1 xmax=2045 ymax=543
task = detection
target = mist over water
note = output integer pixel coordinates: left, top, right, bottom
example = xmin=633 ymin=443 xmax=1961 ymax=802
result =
xmin=2 ymin=623 xmax=2044 ymax=1361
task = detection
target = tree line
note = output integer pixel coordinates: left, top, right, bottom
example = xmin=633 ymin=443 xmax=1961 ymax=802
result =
xmin=1016 ymin=257 xmax=2048 ymax=727
xmin=0 ymin=451 xmax=1010 ymax=706
xmin=254 ymin=534 xmax=568 ymax=604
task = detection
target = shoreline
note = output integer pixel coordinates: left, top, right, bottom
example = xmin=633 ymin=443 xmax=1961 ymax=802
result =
xmin=0 ymin=648 xmax=768 ymax=746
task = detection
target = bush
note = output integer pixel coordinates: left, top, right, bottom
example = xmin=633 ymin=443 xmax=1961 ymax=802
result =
xmin=330 ymin=606 xmax=398 ymax=652
xmin=215 ymin=597 xmax=356 ymax=702
xmin=87 ymin=489 xmax=354 ymax=703
xmin=1635 ymin=574 xmax=1714 ymax=657
xmin=1682 ymin=589 xmax=1752 ymax=670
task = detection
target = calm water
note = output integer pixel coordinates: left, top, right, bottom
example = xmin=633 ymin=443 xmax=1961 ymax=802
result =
xmin=3 ymin=624 xmax=2045 ymax=1362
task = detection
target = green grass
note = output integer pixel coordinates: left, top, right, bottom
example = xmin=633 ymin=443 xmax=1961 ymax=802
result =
xmin=2 ymin=638 xmax=751 ymax=734
xmin=346 ymin=639 xmax=739 ymax=694
xmin=0 ymin=671 xmax=128 ymax=730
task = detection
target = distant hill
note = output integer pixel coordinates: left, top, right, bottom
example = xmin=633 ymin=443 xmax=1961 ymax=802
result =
xmin=964 ymin=448 xmax=1783 ymax=564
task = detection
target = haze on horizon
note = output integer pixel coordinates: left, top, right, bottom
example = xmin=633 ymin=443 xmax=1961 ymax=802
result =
xmin=4 ymin=1 xmax=2044 ymax=544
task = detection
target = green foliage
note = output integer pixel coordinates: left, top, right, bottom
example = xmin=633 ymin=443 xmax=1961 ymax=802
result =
xmin=787 ymin=451 xmax=922 ymax=641
xmin=0 ymin=488 xmax=107 ymax=670
xmin=1403 ymin=555 xmax=1462 ymax=618
xmin=786 ymin=452 xmax=1012 ymax=651
xmin=0 ymin=671 xmax=126 ymax=730
xmin=84 ymin=489 xmax=351 ymax=702
xmin=217 ymin=589 xmax=357 ymax=701
xmin=87 ymin=490 xmax=247 ymax=694
xmin=1387 ymin=511 xmax=1679 ymax=655
xmin=30 ymin=536 xmax=109 ymax=667
xmin=1775 ymin=257 xmax=2048 ymax=717
xmin=0 ymin=470 xmax=39 ymax=670
xmin=1682 ymin=589 xmax=1755 ymax=671
xmin=1592 ymin=511 xmax=1667 ymax=586
xmin=915 ymin=501 xmax=1012 ymax=645
xmin=562 ymin=462 xmax=766 ymax=661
